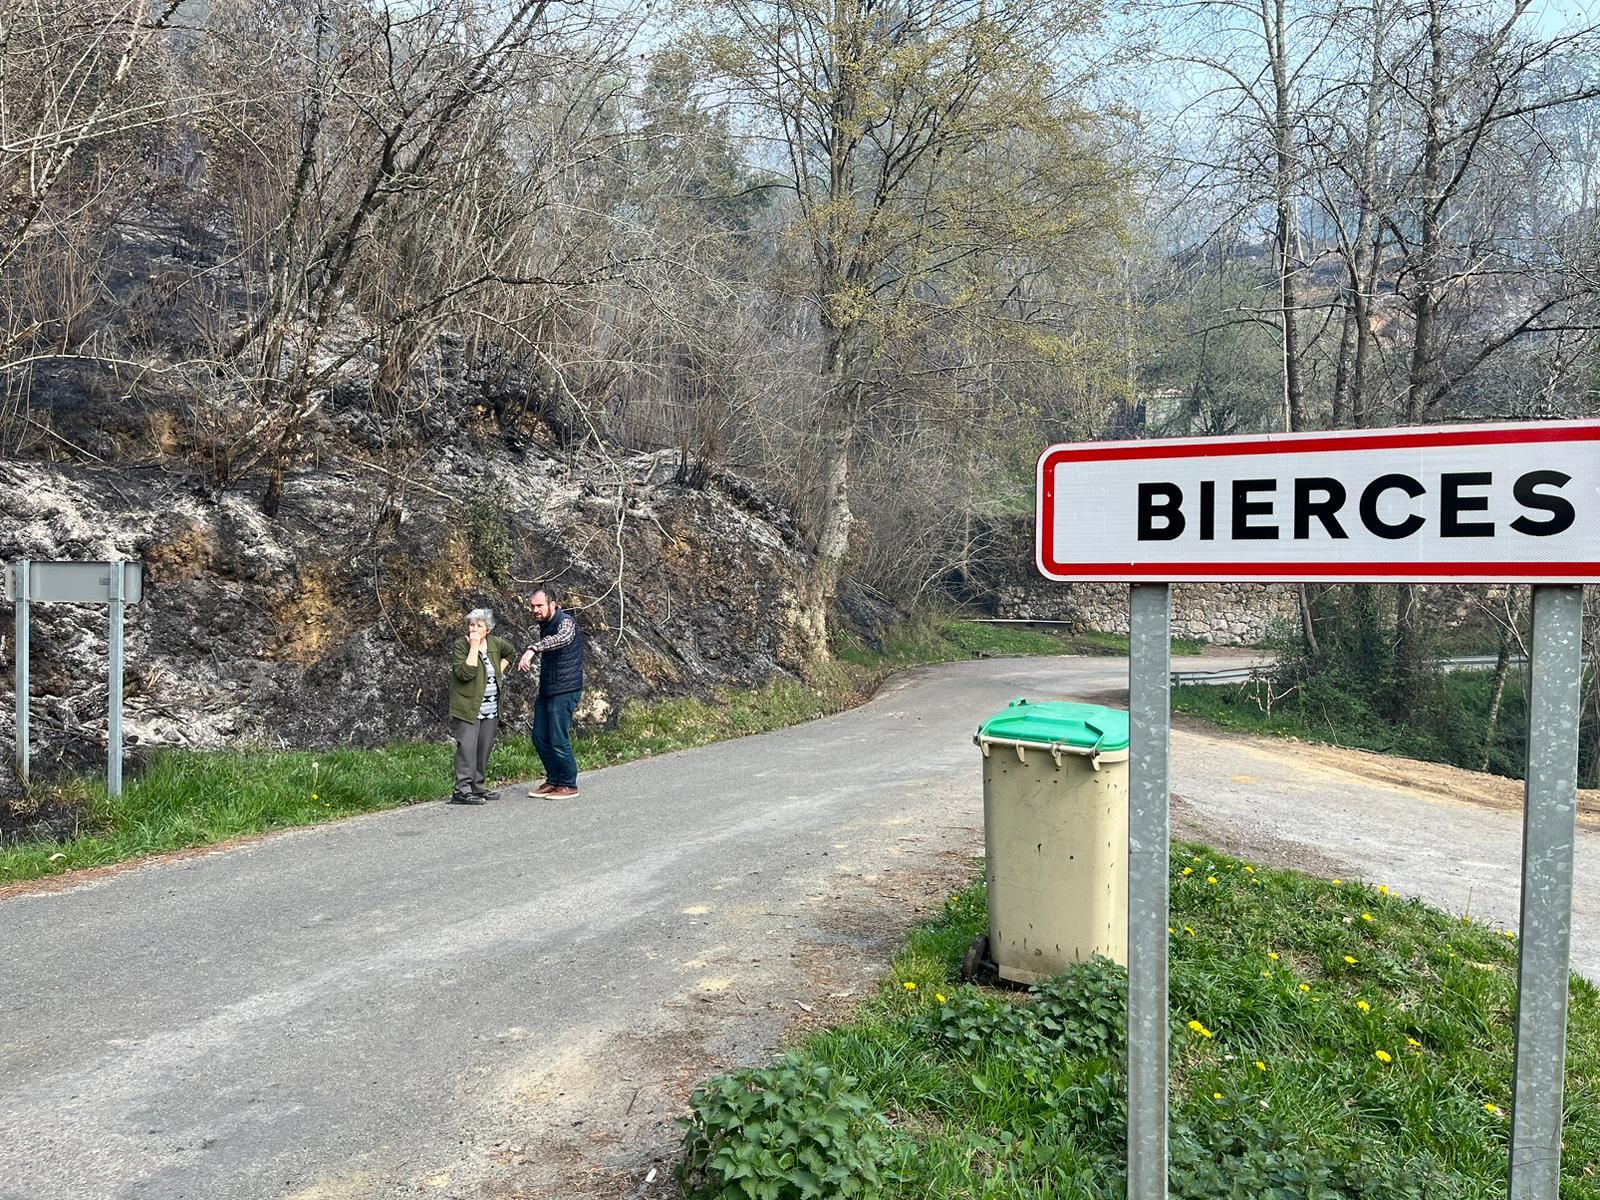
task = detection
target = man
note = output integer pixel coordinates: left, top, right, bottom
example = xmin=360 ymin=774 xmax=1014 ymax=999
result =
xmin=518 ymin=586 xmax=584 ymax=798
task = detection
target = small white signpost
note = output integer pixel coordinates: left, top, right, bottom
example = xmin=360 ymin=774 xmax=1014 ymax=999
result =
xmin=1035 ymin=419 xmax=1598 ymax=1200
xmin=6 ymin=560 xmax=146 ymax=797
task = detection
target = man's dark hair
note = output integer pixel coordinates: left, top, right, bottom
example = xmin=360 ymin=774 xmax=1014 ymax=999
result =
xmin=534 ymin=584 xmax=559 ymax=605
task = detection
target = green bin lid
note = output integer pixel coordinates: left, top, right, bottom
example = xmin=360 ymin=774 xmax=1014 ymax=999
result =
xmin=976 ymin=699 xmax=1130 ymax=754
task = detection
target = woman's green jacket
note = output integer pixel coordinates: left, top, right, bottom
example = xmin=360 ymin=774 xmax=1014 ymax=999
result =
xmin=449 ymin=634 xmax=517 ymax=722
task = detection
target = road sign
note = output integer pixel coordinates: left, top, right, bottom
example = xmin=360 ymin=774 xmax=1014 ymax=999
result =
xmin=1032 ymin=421 xmax=1588 ymax=1200
xmin=1036 ymin=419 xmax=1600 ymax=583
xmin=5 ymin=560 xmax=145 ymax=604
xmin=7 ymin=560 xmax=142 ymax=796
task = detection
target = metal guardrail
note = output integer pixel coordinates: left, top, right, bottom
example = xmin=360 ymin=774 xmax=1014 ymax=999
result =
xmin=1170 ymin=655 xmax=1528 ymax=688
xmin=1169 ymin=665 xmax=1265 ymax=686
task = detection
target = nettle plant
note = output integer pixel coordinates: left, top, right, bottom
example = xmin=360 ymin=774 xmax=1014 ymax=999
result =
xmin=677 ymin=1056 xmax=896 ymax=1200
xmin=1168 ymin=1109 xmax=1421 ymax=1200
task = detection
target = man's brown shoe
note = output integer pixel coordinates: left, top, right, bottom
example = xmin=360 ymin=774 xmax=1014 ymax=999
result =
xmin=544 ymin=785 xmax=580 ymax=799
xmin=530 ymin=782 xmax=556 ymax=797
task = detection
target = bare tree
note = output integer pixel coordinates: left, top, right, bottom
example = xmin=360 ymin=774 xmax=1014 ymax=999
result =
xmin=689 ymin=0 xmax=1124 ymax=655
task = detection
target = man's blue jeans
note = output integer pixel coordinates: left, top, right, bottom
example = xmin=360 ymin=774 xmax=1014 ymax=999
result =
xmin=532 ymin=691 xmax=581 ymax=788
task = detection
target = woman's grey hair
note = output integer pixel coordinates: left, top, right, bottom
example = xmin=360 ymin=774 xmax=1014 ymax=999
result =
xmin=466 ymin=607 xmax=495 ymax=631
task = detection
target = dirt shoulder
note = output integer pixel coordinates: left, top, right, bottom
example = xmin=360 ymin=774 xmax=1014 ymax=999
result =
xmin=1173 ymin=713 xmax=1600 ymax=832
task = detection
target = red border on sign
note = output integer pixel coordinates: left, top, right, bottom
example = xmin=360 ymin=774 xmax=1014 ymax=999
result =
xmin=1035 ymin=419 xmax=1600 ymax=583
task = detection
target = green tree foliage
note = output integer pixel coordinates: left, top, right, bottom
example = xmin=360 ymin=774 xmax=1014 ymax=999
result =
xmin=685 ymin=0 xmax=1133 ymax=652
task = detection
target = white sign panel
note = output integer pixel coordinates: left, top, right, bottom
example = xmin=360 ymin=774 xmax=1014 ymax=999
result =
xmin=4 ymin=561 xmax=145 ymax=604
xmin=1036 ymin=420 xmax=1600 ymax=583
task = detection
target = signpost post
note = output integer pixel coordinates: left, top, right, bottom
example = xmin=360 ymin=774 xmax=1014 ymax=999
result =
xmin=13 ymin=560 xmax=28 ymax=786
xmin=5 ymin=560 xmax=146 ymax=797
xmin=1035 ymin=419 xmax=1599 ymax=1200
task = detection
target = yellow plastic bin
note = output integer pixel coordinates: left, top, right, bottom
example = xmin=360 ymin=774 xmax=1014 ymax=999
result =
xmin=971 ymin=699 xmax=1130 ymax=985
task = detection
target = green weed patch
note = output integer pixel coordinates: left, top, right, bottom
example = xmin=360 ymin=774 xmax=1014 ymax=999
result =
xmin=677 ymin=848 xmax=1600 ymax=1199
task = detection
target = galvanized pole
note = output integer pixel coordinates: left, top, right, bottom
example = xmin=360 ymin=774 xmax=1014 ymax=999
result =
xmin=107 ymin=560 xmax=125 ymax=798
xmin=13 ymin=560 xmax=28 ymax=786
xmin=1127 ymin=583 xmax=1172 ymax=1200
xmin=1508 ymin=584 xmax=1585 ymax=1200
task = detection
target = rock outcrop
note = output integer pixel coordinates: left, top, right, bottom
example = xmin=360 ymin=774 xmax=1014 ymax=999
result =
xmin=0 ymin=447 xmax=814 ymax=803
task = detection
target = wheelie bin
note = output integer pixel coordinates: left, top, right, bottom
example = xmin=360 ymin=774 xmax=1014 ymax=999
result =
xmin=971 ymin=699 xmax=1131 ymax=984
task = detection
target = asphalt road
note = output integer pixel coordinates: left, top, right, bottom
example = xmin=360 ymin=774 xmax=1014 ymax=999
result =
xmin=2 ymin=654 xmax=1594 ymax=1199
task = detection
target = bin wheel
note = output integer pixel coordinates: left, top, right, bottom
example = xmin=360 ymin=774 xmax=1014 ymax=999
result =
xmin=960 ymin=935 xmax=992 ymax=983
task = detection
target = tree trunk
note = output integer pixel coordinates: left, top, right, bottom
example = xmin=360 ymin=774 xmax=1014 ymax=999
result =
xmin=1392 ymin=584 xmax=1426 ymax=718
xmin=1334 ymin=0 xmax=1389 ymax=430
xmin=1480 ymin=633 xmax=1514 ymax=773
xmin=1406 ymin=0 xmax=1447 ymax=427
xmin=1298 ymin=583 xmax=1321 ymax=663
xmin=1480 ymin=589 xmax=1526 ymax=772
xmin=1269 ymin=0 xmax=1305 ymax=433
xmin=1331 ymin=301 xmax=1355 ymax=430
xmin=802 ymin=421 xmax=854 ymax=660
xmin=1393 ymin=0 xmax=1447 ymax=714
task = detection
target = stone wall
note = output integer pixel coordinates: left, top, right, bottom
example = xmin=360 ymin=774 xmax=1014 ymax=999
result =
xmin=975 ymin=515 xmax=1512 ymax=648
xmin=994 ymin=579 xmax=1298 ymax=646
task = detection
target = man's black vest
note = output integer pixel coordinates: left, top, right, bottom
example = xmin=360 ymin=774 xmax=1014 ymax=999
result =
xmin=539 ymin=609 xmax=584 ymax=698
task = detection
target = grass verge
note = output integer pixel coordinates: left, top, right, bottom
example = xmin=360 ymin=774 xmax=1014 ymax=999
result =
xmin=1172 ymin=667 xmax=1532 ymax=781
xmin=0 ymin=615 xmax=1147 ymax=885
xmin=0 ymin=663 xmax=874 ymax=884
xmin=677 ymin=846 xmax=1600 ymax=1199
xmin=836 ymin=613 xmax=1207 ymax=665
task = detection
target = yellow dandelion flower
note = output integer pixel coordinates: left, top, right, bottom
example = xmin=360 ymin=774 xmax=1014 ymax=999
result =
xmin=1378 ymin=885 xmax=1389 ymax=896
xmin=311 ymin=793 xmax=319 ymax=801
xmin=1503 ymin=930 xmax=1516 ymax=939
xmin=1344 ymin=955 xmax=1358 ymax=965
xmin=1184 ymin=926 xmax=1196 ymax=936
xmin=1268 ymin=951 xmax=1280 ymax=961
xmin=1255 ymin=1060 xmax=1267 ymax=1072
xmin=1206 ymin=875 xmax=1219 ymax=885
xmin=1261 ymin=971 xmax=1271 ymax=978
xmin=1357 ymin=1000 xmax=1371 ymax=1013
xmin=935 ymin=993 xmax=947 ymax=1004
xmin=1169 ymin=926 xmax=1175 ymax=934
xmin=1484 ymin=1103 xmax=1500 ymax=1115
xmin=1186 ymin=1019 xmax=1214 ymax=1039
xmin=1374 ymin=1050 xmax=1392 ymax=1064
xmin=1212 ymin=1092 xmax=1223 ymax=1101
xmin=1299 ymin=984 xmax=1311 ymax=993
xmin=903 ymin=981 xmax=917 ymax=991
xmin=1407 ymin=1038 xmax=1422 ymax=1048
xmin=1332 ymin=878 xmax=1343 ymax=886
xmin=1192 ymin=855 xmax=1202 ymax=862
xmin=1182 ymin=867 xmax=1193 ymax=876
xmin=1244 ymin=866 xmax=1256 ymax=874
xmin=1361 ymin=913 xmax=1373 ymax=922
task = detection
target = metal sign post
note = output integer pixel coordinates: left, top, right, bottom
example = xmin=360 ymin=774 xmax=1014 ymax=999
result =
xmin=5 ymin=559 xmax=145 ymax=798
xmin=1509 ymin=584 xmax=1584 ymax=1198
xmin=107 ymin=561 xmax=126 ymax=797
xmin=1034 ymin=420 xmax=1598 ymax=1200
xmin=1126 ymin=584 xmax=1171 ymax=1200
xmin=13 ymin=560 xmax=28 ymax=785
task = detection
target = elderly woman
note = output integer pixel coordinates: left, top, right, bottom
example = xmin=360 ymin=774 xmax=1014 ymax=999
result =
xmin=448 ymin=608 xmax=516 ymax=804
